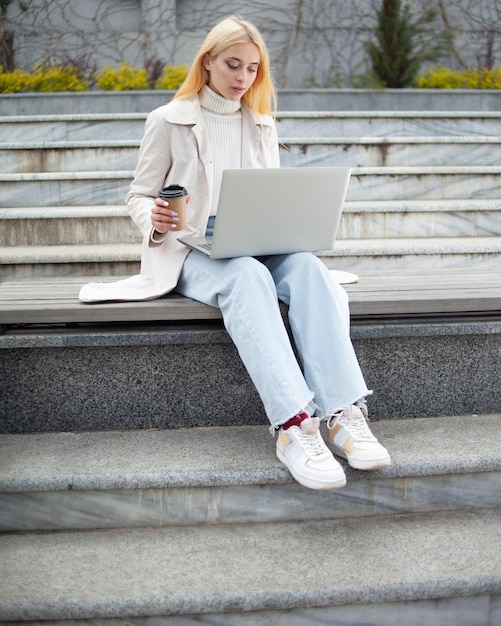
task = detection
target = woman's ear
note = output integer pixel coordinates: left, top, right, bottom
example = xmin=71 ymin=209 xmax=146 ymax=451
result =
xmin=203 ymin=54 xmax=211 ymax=71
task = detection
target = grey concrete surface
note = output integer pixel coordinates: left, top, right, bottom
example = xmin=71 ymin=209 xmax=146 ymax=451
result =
xmin=0 ymin=509 xmax=499 ymax=621
xmin=0 ymin=415 xmax=500 ymax=532
xmin=1 ymin=322 xmax=500 ymax=432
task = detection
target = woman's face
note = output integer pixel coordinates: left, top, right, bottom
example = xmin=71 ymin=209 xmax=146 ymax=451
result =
xmin=204 ymin=42 xmax=260 ymax=101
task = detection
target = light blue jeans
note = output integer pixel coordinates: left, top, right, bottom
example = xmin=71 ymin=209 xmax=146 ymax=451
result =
xmin=176 ymin=239 xmax=370 ymax=429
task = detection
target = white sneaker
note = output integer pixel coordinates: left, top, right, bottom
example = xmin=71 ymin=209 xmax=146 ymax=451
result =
xmin=276 ymin=413 xmax=346 ymax=490
xmin=326 ymin=404 xmax=391 ymax=470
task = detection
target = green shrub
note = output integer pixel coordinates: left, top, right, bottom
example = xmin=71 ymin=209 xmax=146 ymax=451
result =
xmin=155 ymin=64 xmax=188 ymax=90
xmin=95 ymin=63 xmax=150 ymax=90
xmin=365 ymin=0 xmax=452 ymax=88
xmin=416 ymin=66 xmax=501 ymax=89
xmin=0 ymin=62 xmax=89 ymax=93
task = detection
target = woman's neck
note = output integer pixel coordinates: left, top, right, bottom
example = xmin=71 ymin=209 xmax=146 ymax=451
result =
xmin=201 ymin=85 xmax=242 ymax=115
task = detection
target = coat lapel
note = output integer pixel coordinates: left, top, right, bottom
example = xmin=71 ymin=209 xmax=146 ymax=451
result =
xmin=164 ymin=96 xmax=214 ymax=219
xmin=242 ymin=106 xmax=260 ymax=168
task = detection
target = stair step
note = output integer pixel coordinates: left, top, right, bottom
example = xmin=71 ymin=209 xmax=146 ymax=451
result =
xmin=341 ymin=199 xmax=501 ymax=239
xmin=348 ymin=166 xmax=501 ymax=201
xmin=276 ymin=110 xmax=501 ymax=137
xmin=0 ymin=206 xmax=140 ymax=246
xmin=1 ymin=200 xmax=500 ymax=246
xmin=1 ymin=167 xmax=501 ymax=208
xmin=0 ymin=508 xmax=499 ymax=622
xmin=2 ymin=236 xmax=500 ymax=279
xmin=0 ymin=91 xmax=172 ymax=115
xmin=0 ymin=243 xmax=140 ymax=279
xmin=0 ymin=141 xmax=140 ymax=173
xmin=2 ymin=136 xmax=500 ymax=172
xmin=0 ymin=242 xmax=140 ymax=264
xmin=322 ymin=236 xmax=501 ymax=270
xmin=2 ymin=88 xmax=501 ymax=114
xmin=2 ymin=110 xmax=501 ymax=141
xmin=280 ymin=136 xmax=501 ymax=168
xmin=0 ymin=113 xmax=148 ymax=142
xmin=0 ymin=170 xmax=132 ymax=207
xmin=0 ymin=414 xmax=499 ymax=532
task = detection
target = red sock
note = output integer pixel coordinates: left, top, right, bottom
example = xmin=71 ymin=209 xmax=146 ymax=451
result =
xmin=282 ymin=412 xmax=310 ymax=430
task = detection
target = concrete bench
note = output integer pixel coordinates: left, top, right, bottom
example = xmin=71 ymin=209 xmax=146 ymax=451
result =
xmin=1 ymin=268 xmax=501 ymax=327
xmin=1 ymin=268 xmax=500 ymax=433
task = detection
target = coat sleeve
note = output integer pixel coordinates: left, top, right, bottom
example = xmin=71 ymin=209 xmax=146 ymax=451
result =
xmin=126 ymin=107 xmax=174 ymax=239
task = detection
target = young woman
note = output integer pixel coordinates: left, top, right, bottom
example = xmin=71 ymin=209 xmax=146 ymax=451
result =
xmin=80 ymin=15 xmax=391 ymax=490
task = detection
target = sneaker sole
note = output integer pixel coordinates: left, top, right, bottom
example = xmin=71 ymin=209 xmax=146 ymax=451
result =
xmin=328 ymin=442 xmax=392 ymax=471
xmin=276 ymin=448 xmax=347 ymax=491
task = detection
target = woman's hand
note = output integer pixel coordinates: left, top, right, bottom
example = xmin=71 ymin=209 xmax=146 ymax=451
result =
xmin=151 ymin=196 xmax=190 ymax=233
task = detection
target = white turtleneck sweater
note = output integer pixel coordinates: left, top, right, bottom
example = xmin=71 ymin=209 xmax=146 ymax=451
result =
xmin=200 ymin=86 xmax=242 ymax=216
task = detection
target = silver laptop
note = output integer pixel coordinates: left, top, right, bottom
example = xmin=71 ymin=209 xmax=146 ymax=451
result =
xmin=178 ymin=167 xmax=351 ymax=259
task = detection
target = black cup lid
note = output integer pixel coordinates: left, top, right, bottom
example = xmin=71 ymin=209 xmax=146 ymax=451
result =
xmin=158 ymin=184 xmax=188 ymax=199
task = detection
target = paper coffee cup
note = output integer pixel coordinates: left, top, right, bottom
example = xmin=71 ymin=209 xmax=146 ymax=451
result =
xmin=158 ymin=184 xmax=188 ymax=230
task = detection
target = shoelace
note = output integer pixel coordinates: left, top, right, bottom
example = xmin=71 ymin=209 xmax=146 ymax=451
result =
xmin=294 ymin=428 xmax=328 ymax=457
xmin=328 ymin=408 xmax=376 ymax=442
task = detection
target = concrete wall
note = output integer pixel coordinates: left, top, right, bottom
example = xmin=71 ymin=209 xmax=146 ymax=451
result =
xmin=1 ymin=88 xmax=500 ymax=115
xmin=4 ymin=0 xmax=501 ymax=88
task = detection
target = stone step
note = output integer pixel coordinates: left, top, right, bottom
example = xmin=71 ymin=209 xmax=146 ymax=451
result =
xmin=340 ymin=199 xmax=501 ymax=239
xmin=1 ymin=111 xmax=500 ymax=142
xmin=0 ymin=413 xmax=499 ymax=623
xmin=2 ymin=236 xmax=500 ymax=280
xmin=2 ymin=136 xmax=500 ymax=173
xmin=280 ymin=136 xmax=501 ymax=168
xmin=0 ymin=415 xmax=499 ymax=532
xmin=277 ymin=111 xmax=501 ymax=138
xmin=0 ymin=113 xmax=148 ymax=142
xmin=2 ymin=309 xmax=500 ymax=431
xmin=322 ymin=236 xmax=501 ymax=270
xmin=1 ymin=167 xmax=500 ymax=208
xmin=0 ymin=141 xmax=140 ymax=173
xmin=0 ymin=508 xmax=499 ymax=622
xmin=1 ymin=88 xmax=500 ymax=115
xmin=0 ymin=170 xmax=132 ymax=207
xmin=0 ymin=243 xmax=140 ymax=280
xmin=2 ymin=200 xmax=500 ymax=247
xmin=0 ymin=206 xmax=140 ymax=246
xmin=348 ymin=166 xmax=501 ymax=202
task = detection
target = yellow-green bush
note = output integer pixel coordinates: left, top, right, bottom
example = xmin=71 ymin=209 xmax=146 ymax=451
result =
xmin=95 ymin=63 xmax=150 ymax=91
xmin=416 ymin=66 xmax=501 ymax=89
xmin=0 ymin=63 xmax=89 ymax=93
xmin=0 ymin=67 xmax=30 ymax=93
xmin=1 ymin=62 xmax=206 ymax=93
xmin=30 ymin=62 xmax=89 ymax=92
xmin=155 ymin=64 xmax=188 ymax=90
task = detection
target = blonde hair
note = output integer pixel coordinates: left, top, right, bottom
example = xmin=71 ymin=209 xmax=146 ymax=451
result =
xmin=174 ymin=15 xmax=277 ymax=116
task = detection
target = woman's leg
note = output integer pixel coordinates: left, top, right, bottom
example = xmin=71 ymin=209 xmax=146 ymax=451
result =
xmin=177 ymin=250 xmax=387 ymax=487
xmin=264 ymin=253 xmax=390 ymax=469
xmin=263 ymin=252 xmax=371 ymax=417
xmin=176 ymin=251 xmax=316 ymax=427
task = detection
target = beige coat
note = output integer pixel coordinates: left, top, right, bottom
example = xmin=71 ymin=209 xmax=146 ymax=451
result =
xmin=79 ymin=95 xmax=280 ymax=302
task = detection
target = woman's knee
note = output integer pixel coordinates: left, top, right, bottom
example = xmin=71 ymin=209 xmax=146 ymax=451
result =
xmin=214 ymin=257 xmax=276 ymax=303
xmin=231 ymin=256 xmax=273 ymax=284
xmin=276 ymin=252 xmax=328 ymax=285
xmin=218 ymin=256 xmax=278 ymax=310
